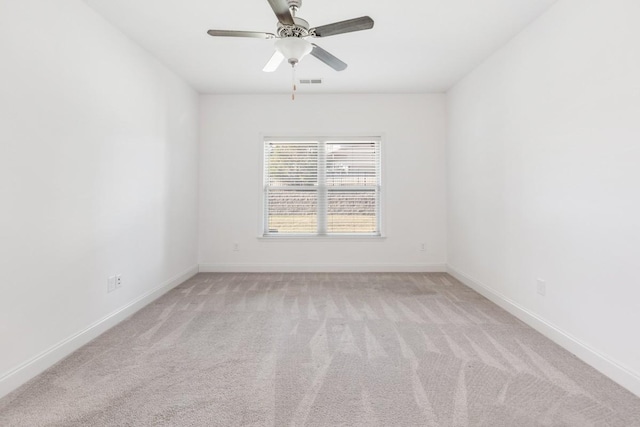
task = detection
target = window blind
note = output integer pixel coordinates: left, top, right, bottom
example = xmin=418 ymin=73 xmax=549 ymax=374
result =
xmin=264 ymin=138 xmax=381 ymax=236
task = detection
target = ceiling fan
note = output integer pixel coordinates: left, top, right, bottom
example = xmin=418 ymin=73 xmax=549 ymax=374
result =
xmin=207 ymin=0 xmax=374 ymax=73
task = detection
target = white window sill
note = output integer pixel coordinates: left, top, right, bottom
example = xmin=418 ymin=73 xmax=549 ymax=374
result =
xmin=258 ymin=235 xmax=386 ymax=241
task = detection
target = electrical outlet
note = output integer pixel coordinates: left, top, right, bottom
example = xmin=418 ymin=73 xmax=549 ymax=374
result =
xmin=115 ymin=275 xmax=122 ymax=289
xmin=107 ymin=276 xmax=116 ymax=293
xmin=233 ymin=243 xmax=239 ymax=252
xmin=420 ymin=243 xmax=426 ymax=252
xmin=537 ymin=278 xmax=546 ymax=296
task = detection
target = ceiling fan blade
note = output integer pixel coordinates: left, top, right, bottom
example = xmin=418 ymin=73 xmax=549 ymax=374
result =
xmin=263 ymin=51 xmax=285 ymax=72
xmin=207 ymin=30 xmax=275 ymax=39
xmin=310 ymin=44 xmax=347 ymax=71
xmin=266 ymin=0 xmax=295 ymax=26
xmin=311 ymin=16 xmax=374 ymax=38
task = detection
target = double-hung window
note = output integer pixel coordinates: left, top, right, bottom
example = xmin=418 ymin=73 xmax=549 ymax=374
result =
xmin=263 ymin=137 xmax=382 ymax=237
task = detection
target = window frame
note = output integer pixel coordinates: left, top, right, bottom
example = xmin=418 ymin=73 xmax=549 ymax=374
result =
xmin=260 ymin=135 xmax=384 ymax=239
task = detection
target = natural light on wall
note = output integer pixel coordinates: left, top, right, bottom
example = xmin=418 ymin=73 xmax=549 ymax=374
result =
xmin=263 ymin=137 xmax=382 ymax=237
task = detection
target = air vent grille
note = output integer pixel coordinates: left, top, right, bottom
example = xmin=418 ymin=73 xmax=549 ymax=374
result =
xmin=299 ymin=79 xmax=323 ymax=85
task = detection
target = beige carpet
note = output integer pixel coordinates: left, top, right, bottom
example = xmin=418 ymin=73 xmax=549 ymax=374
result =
xmin=1 ymin=273 xmax=639 ymax=426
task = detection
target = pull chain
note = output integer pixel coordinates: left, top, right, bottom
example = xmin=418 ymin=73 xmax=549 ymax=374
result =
xmin=291 ymin=64 xmax=297 ymax=101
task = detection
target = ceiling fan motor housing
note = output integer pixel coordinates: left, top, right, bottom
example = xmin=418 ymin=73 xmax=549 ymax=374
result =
xmin=277 ymin=17 xmax=310 ymax=38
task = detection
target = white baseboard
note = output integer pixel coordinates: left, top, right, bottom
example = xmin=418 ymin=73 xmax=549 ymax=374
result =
xmin=0 ymin=265 xmax=199 ymax=400
xmin=447 ymin=265 xmax=640 ymax=398
xmin=199 ymin=263 xmax=448 ymax=273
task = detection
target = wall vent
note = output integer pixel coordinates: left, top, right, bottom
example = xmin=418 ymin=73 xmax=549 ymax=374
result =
xmin=299 ymin=78 xmax=323 ymax=85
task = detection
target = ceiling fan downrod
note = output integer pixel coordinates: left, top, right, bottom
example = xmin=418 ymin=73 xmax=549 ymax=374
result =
xmin=288 ymin=0 xmax=301 ymax=16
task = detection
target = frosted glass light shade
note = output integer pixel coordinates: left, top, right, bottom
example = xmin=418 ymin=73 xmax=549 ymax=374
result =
xmin=275 ymin=37 xmax=312 ymax=64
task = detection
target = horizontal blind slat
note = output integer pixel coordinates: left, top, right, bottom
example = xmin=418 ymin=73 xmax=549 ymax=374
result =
xmin=265 ymin=142 xmax=318 ymax=187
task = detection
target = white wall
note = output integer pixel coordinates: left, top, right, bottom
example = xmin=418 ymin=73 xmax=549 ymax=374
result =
xmin=0 ymin=0 xmax=199 ymax=396
xmin=199 ymin=94 xmax=447 ymax=272
xmin=447 ymin=0 xmax=640 ymax=395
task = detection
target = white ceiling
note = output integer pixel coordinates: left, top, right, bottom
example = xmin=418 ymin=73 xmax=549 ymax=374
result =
xmin=85 ymin=0 xmax=557 ymax=94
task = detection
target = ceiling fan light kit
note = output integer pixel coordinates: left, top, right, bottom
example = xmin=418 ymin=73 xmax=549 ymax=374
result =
xmin=275 ymin=37 xmax=312 ymax=66
xmin=207 ymin=0 xmax=374 ymax=98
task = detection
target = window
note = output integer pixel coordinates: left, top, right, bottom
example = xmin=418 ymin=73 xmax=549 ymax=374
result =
xmin=263 ymin=137 xmax=382 ymax=237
